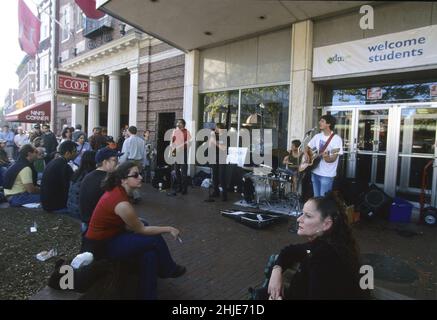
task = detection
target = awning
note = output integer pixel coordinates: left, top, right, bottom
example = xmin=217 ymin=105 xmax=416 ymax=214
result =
xmin=5 ymin=101 xmax=50 ymax=123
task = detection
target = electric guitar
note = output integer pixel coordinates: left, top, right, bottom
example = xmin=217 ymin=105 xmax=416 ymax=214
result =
xmin=298 ymin=147 xmax=340 ymax=173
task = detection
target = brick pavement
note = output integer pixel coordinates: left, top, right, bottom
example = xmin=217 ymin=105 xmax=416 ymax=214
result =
xmin=135 ymin=184 xmax=299 ymax=300
xmin=135 ymin=184 xmax=437 ymax=300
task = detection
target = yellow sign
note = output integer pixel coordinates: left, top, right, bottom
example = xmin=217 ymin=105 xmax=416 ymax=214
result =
xmin=15 ymin=99 xmax=25 ymax=109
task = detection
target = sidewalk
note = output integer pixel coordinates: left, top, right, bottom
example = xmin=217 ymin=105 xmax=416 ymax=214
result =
xmin=136 ymin=184 xmax=436 ymax=300
xmin=2 ymin=183 xmax=436 ymax=300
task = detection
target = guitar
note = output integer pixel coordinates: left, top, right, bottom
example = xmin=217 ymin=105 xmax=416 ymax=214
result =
xmin=298 ymin=147 xmax=340 ymax=173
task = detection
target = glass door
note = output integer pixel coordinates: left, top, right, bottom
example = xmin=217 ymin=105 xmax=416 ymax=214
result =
xmin=396 ymin=105 xmax=437 ymax=205
xmin=356 ymin=109 xmax=389 ymax=187
xmin=326 ymin=109 xmax=354 ymax=178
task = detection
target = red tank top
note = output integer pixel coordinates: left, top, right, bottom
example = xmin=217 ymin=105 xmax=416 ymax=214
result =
xmin=85 ymin=186 xmax=129 ymax=240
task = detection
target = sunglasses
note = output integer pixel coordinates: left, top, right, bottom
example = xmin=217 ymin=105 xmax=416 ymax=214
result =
xmin=126 ymin=172 xmax=142 ymax=179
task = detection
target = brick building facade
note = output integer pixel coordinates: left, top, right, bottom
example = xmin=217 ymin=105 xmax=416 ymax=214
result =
xmin=57 ymin=0 xmax=185 ymax=150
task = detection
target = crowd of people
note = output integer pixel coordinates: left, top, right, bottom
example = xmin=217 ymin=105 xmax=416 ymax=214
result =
xmin=0 ymin=122 xmax=186 ymax=299
xmin=0 ymin=115 xmax=372 ymax=300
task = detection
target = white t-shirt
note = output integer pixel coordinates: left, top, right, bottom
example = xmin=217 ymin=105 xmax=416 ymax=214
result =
xmin=308 ymin=132 xmax=343 ymax=178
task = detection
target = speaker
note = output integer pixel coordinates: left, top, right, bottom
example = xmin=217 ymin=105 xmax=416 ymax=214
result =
xmin=358 ymin=184 xmax=392 ymax=220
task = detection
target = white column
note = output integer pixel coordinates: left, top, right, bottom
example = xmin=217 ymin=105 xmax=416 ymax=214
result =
xmin=71 ymin=102 xmax=85 ymax=128
xmin=288 ymin=20 xmax=314 ymax=149
xmin=88 ymin=77 xmax=100 ymax=137
xmin=107 ymin=72 xmax=121 ymax=141
xmin=128 ymin=67 xmax=139 ymax=127
xmin=183 ymin=50 xmax=200 ymax=175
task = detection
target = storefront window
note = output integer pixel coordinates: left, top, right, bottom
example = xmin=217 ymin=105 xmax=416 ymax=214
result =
xmin=241 ymin=85 xmax=289 ymax=158
xmin=326 ymin=81 xmax=437 ymax=106
xmin=200 ymin=91 xmax=239 ymax=128
xmin=199 ymin=85 xmax=290 ymax=165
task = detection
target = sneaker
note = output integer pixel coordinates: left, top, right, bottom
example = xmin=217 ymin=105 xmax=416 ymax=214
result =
xmin=168 ymin=265 xmax=186 ymax=278
xmin=167 ymin=191 xmax=177 ymax=196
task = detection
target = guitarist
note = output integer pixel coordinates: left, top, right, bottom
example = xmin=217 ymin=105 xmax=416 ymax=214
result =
xmin=168 ymin=119 xmax=192 ymax=196
xmin=305 ymin=114 xmax=343 ymax=197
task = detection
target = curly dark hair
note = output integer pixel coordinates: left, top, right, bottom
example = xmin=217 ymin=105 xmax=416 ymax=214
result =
xmin=101 ymin=161 xmax=139 ymax=191
xmin=310 ymin=192 xmax=361 ymax=276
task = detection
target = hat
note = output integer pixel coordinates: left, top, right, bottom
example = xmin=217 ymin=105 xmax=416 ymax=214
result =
xmin=0 ymin=139 xmax=6 ymax=144
xmin=95 ymin=147 xmax=123 ymax=163
xmin=34 ymin=124 xmax=40 ymax=129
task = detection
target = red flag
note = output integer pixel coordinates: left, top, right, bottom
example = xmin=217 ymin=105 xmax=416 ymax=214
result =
xmin=75 ymin=0 xmax=105 ymax=19
xmin=18 ymin=0 xmax=41 ymax=57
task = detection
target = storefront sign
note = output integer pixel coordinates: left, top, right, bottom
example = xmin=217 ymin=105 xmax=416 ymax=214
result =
xmin=4 ymin=101 xmax=50 ymax=123
xmin=367 ymin=87 xmax=382 ymax=100
xmin=431 ymin=84 xmax=437 ymax=97
xmin=57 ymin=73 xmax=89 ymax=96
xmin=313 ymin=25 xmax=437 ymax=78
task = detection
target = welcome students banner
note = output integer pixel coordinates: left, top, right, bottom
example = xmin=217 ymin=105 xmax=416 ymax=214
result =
xmin=313 ymin=25 xmax=437 ymax=78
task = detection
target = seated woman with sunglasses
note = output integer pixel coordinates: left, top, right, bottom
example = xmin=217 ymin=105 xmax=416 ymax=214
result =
xmin=83 ymin=161 xmax=186 ymax=299
xmin=265 ymin=192 xmax=368 ymax=300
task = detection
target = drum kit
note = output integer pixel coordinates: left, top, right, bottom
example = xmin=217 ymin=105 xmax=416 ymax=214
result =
xmin=242 ymin=164 xmax=303 ymax=216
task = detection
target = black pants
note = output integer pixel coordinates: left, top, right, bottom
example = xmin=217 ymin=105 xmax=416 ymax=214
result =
xmin=212 ymin=164 xmax=227 ymax=200
xmin=173 ymin=150 xmax=188 ymax=193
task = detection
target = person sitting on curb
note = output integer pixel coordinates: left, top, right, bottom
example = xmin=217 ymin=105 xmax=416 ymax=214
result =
xmin=79 ymin=147 xmax=121 ymax=234
xmin=260 ymin=192 xmax=368 ymax=300
xmin=82 ymin=161 xmax=186 ymax=300
xmin=0 ymin=139 xmax=11 ymax=188
xmin=40 ymin=141 xmax=77 ymax=213
xmin=3 ymin=144 xmax=40 ymax=207
xmin=67 ymin=151 xmax=97 ymax=220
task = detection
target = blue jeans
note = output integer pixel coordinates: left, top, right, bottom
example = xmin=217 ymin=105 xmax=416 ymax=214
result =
xmin=0 ymin=166 xmax=7 ymax=187
xmin=311 ymin=173 xmax=334 ymax=197
xmin=9 ymin=193 xmax=41 ymax=207
xmin=105 ymin=227 xmax=177 ymax=300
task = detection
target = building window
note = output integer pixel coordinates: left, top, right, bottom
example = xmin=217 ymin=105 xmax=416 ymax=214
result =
xmin=200 ymin=85 xmax=290 ymax=165
xmin=39 ymin=54 xmax=49 ymax=89
xmin=61 ymin=5 xmax=71 ymax=42
xmin=327 ymin=81 xmax=437 ymax=106
xmin=75 ymin=8 xmax=84 ymax=32
xmin=40 ymin=8 xmax=50 ymax=41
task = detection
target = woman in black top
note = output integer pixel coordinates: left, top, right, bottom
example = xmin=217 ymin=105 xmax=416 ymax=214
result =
xmin=268 ymin=192 xmax=367 ymax=300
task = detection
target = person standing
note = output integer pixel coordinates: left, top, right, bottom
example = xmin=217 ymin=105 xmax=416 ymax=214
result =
xmin=305 ymin=115 xmax=343 ymax=197
xmin=143 ymin=129 xmax=156 ymax=183
xmin=89 ymin=127 xmax=107 ymax=151
xmin=120 ymin=126 xmax=145 ymax=203
xmin=29 ymin=124 xmax=43 ymax=145
xmin=14 ymin=127 xmax=30 ymax=150
xmin=73 ymin=133 xmax=92 ymax=168
xmin=40 ymin=141 xmax=77 ymax=212
xmin=209 ymin=123 xmax=229 ymax=201
xmin=72 ymin=124 xmax=86 ymax=142
xmin=0 ymin=125 xmax=15 ymax=160
xmin=168 ymin=119 xmax=191 ymax=196
xmin=41 ymin=124 xmax=58 ymax=164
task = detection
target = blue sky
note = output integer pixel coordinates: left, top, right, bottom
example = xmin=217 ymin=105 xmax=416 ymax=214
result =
xmin=0 ymin=0 xmax=40 ymax=107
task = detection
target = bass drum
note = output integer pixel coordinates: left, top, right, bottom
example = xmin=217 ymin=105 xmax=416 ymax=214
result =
xmin=254 ymin=178 xmax=272 ymax=203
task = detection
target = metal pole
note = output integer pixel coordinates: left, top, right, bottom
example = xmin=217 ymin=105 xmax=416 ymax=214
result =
xmin=50 ymin=0 xmax=57 ymax=133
